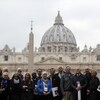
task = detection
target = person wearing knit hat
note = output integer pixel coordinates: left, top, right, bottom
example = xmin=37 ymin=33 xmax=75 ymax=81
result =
xmin=17 ymin=67 xmax=22 ymax=71
xmin=37 ymin=71 xmax=52 ymax=100
xmin=42 ymin=71 xmax=48 ymax=76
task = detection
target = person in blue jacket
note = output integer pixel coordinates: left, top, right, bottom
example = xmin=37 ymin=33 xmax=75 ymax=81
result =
xmin=37 ymin=71 xmax=52 ymax=100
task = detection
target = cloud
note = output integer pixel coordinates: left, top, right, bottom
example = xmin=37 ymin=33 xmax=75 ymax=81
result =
xmin=0 ymin=0 xmax=100 ymax=51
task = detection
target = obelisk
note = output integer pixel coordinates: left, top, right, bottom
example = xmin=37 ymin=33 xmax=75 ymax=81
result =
xmin=28 ymin=21 xmax=34 ymax=73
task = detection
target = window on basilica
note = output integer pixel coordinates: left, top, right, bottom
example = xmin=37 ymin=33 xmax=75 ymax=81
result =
xmin=47 ymin=47 xmax=51 ymax=52
xmin=65 ymin=47 xmax=67 ymax=52
xmin=83 ymin=57 xmax=86 ymax=62
xmin=71 ymin=54 xmax=76 ymax=61
xmin=18 ymin=57 xmax=21 ymax=61
xmin=71 ymin=57 xmax=76 ymax=61
xmin=53 ymin=46 xmax=56 ymax=52
xmin=4 ymin=55 xmax=8 ymax=61
xmin=42 ymin=48 xmax=45 ymax=52
xmin=71 ymin=47 xmax=74 ymax=52
xmin=59 ymin=57 xmax=62 ymax=60
xmin=97 ymin=55 xmax=100 ymax=61
xmin=41 ymin=57 xmax=45 ymax=60
xmin=58 ymin=46 xmax=60 ymax=52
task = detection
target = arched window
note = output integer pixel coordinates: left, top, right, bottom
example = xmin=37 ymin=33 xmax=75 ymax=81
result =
xmin=50 ymin=35 xmax=53 ymax=42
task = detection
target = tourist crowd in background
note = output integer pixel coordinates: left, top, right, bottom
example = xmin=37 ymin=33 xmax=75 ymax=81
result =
xmin=0 ymin=66 xmax=100 ymax=100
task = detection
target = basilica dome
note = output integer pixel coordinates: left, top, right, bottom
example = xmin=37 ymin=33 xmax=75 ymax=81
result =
xmin=40 ymin=12 xmax=77 ymax=53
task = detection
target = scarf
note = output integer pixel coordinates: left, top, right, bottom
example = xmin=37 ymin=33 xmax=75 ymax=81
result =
xmin=14 ymin=79 xmax=20 ymax=84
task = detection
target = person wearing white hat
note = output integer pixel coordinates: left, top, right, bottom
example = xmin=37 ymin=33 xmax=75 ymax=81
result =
xmin=37 ymin=71 xmax=52 ymax=100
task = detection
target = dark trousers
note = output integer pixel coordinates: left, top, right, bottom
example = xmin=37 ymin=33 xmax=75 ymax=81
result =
xmin=11 ymin=93 xmax=22 ymax=100
xmin=0 ymin=94 xmax=3 ymax=100
xmin=88 ymin=91 xmax=99 ymax=100
xmin=51 ymin=96 xmax=62 ymax=100
xmin=33 ymin=94 xmax=38 ymax=100
xmin=38 ymin=94 xmax=51 ymax=100
xmin=22 ymin=93 xmax=33 ymax=100
xmin=73 ymin=90 xmax=86 ymax=100
xmin=2 ymin=94 xmax=9 ymax=100
xmin=99 ymin=93 xmax=100 ymax=100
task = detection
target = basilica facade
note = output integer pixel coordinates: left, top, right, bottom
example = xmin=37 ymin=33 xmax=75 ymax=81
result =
xmin=0 ymin=12 xmax=100 ymax=76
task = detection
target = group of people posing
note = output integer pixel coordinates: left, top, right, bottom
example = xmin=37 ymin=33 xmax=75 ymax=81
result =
xmin=0 ymin=66 xmax=100 ymax=100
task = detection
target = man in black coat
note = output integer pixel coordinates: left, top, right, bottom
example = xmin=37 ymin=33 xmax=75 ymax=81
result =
xmin=72 ymin=68 xmax=87 ymax=100
xmin=49 ymin=68 xmax=63 ymax=100
xmin=36 ymin=69 xmax=42 ymax=100
xmin=32 ymin=71 xmax=38 ymax=100
xmin=84 ymin=67 xmax=91 ymax=100
xmin=87 ymin=69 xmax=99 ymax=100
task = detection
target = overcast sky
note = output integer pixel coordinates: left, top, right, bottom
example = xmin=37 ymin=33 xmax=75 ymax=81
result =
xmin=0 ymin=0 xmax=100 ymax=51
